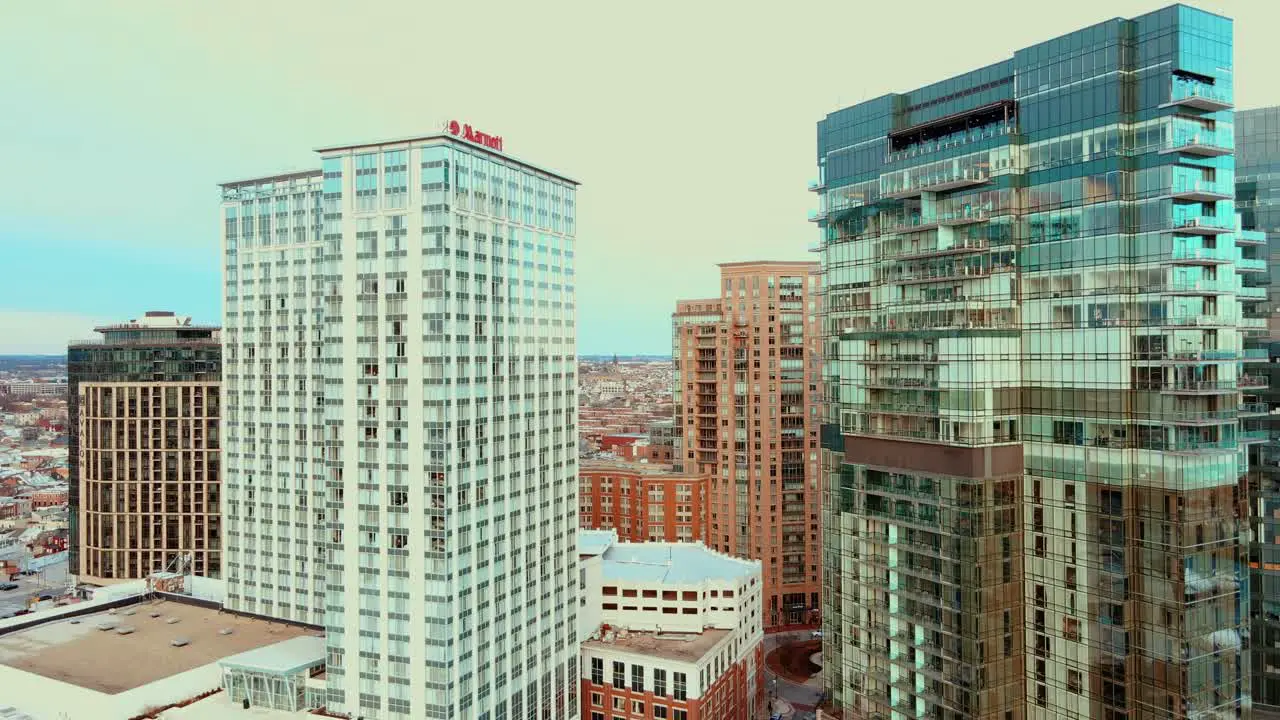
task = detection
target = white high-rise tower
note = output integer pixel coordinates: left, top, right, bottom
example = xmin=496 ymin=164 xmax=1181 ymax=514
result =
xmin=221 ymin=127 xmax=581 ymax=720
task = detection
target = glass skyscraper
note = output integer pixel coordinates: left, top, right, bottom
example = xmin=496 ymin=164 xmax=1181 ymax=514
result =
xmin=1237 ymin=106 xmax=1280 ymax=712
xmin=815 ymin=6 xmax=1249 ymax=719
xmin=221 ymin=132 xmax=580 ymax=719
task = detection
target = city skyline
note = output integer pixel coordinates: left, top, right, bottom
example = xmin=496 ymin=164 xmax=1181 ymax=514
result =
xmin=6 ymin=0 xmax=1280 ymax=356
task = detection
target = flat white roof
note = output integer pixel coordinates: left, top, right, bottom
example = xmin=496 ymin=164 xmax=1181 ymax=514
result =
xmin=219 ymin=635 xmax=325 ymax=676
xmin=578 ymin=530 xmax=617 ymax=558
xmin=602 ymin=542 xmax=760 ymax=585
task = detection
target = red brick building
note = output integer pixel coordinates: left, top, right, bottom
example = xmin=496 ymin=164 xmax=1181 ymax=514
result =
xmin=579 ymin=459 xmax=708 ymax=543
xmin=25 ymin=489 xmax=67 ymax=509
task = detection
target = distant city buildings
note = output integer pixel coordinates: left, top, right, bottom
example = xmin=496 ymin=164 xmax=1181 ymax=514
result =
xmin=577 ymin=529 xmax=765 ymax=720
xmin=578 ymin=458 xmax=708 ymax=543
xmin=673 ymin=262 xmax=823 ymax=630
xmin=67 ymin=312 xmax=222 ymax=584
xmin=816 ymin=5 xmax=1248 ymax=718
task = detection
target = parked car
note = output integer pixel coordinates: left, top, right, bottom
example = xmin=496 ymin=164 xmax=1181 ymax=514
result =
xmin=0 ymin=582 xmax=19 ymax=591
xmin=19 ymin=570 xmax=36 ymax=576
xmin=37 ymin=593 xmax=54 ymax=601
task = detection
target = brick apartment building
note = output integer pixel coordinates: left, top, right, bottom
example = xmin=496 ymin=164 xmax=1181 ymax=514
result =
xmin=673 ymin=261 xmax=822 ymax=629
xmin=578 ymin=530 xmax=765 ymax=720
xmin=579 ymin=459 xmax=708 ymax=544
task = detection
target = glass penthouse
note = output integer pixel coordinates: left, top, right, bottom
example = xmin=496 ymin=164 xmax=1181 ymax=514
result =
xmin=815 ymin=6 xmax=1248 ymax=720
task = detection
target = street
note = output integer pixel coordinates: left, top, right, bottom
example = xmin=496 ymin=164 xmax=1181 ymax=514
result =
xmin=0 ymin=559 xmax=69 ymax=619
xmin=763 ymin=630 xmax=824 ymax=719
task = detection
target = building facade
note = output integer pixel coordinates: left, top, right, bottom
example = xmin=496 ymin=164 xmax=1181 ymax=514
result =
xmin=673 ymin=262 xmax=822 ymax=630
xmin=816 ymin=6 xmax=1249 ymax=719
xmin=577 ymin=530 xmax=765 ymax=720
xmin=220 ymin=169 xmax=329 ymax=627
xmin=579 ymin=459 xmax=708 ymax=543
xmin=1237 ymin=106 xmax=1280 ymax=712
xmin=222 ymin=129 xmax=580 ymax=720
xmin=67 ymin=312 xmax=222 ymax=584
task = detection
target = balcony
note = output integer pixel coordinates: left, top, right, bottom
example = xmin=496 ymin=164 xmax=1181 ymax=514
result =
xmin=1169 ymin=246 xmax=1233 ymax=265
xmin=1239 ymin=286 xmax=1267 ymax=300
xmin=1237 ymin=258 xmax=1267 ymax=273
xmin=1162 ymin=81 xmax=1233 ymax=112
xmin=1157 ymin=280 xmax=1235 ymax=295
xmin=1170 ymin=180 xmax=1233 ymax=203
xmin=1241 ymin=317 xmax=1269 ymax=331
xmin=1240 ymin=402 xmax=1270 ymax=417
xmin=1238 ymin=229 xmax=1266 ymax=246
xmin=862 ymin=353 xmax=942 ymax=364
xmin=1161 ymin=132 xmax=1234 ymax=158
xmin=1240 ymin=375 xmax=1269 ymax=390
xmin=1172 ymin=217 xmax=1233 ymax=236
xmin=1241 ymin=429 xmax=1272 ymax=444
xmin=891 ymin=238 xmax=989 ymax=262
xmin=1168 ymin=438 xmax=1237 ymax=453
xmin=864 ymin=377 xmax=939 ymax=390
xmin=808 ymin=209 xmax=826 ymax=223
xmin=852 ymin=402 xmax=941 ymax=417
xmin=882 ymin=168 xmax=990 ymax=200
xmin=1162 ymin=315 xmax=1232 ymax=328
xmin=891 ymin=264 xmax=992 ymax=285
xmin=1241 ymin=348 xmax=1271 ymax=363
xmin=808 ymin=179 xmax=825 ymax=193
xmin=1159 ymin=380 xmax=1237 ymax=395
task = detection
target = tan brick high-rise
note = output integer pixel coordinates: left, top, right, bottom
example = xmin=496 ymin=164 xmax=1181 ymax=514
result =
xmin=68 ymin=312 xmax=221 ymax=584
xmin=673 ymin=261 xmax=822 ymax=629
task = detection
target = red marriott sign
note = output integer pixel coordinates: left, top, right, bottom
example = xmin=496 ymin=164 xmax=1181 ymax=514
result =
xmin=447 ymin=120 xmax=503 ymax=152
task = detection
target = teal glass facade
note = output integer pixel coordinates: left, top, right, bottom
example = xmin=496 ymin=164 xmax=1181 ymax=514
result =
xmin=1237 ymin=106 xmax=1280 ymax=711
xmin=816 ymin=6 xmax=1248 ymax=719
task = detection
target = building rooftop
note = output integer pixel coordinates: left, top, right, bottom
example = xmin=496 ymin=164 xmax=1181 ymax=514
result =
xmin=219 ymin=634 xmax=325 ymax=675
xmin=314 ymin=131 xmax=581 ymax=186
xmin=579 ymin=458 xmax=691 ymax=476
xmin=0 ymin=600 xmax=314 ymax=694
xmin=579 ymin=529 xmax=618 ymax=558
xmin=582 ymin=628 xmax=730 ymax=663
xmin=602 ymin=542 xmax=760 ymax=586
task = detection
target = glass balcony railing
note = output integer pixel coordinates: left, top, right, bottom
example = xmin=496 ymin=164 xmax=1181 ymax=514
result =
xmin=1170 ymin=246 xmax=1234 ymax=263
xmin=808 ymin=209 xmax=825 ymax=223
xmin=1168 ymin=438 xmax=1236 ymax=452
xmin=1241 ymin=429 xmax=1271 ymax=443
xmin=1167 ymin=80 xmax=1233 ymax=111
xmin=881 ymin=167 xmax=990 ymax=198
xmin=1241 ymin=317 xmax=1269 ymax=330
xmin=1237 ymin=258 xmax=1267 ymax=272
xmin=808 ymin=179 xmax=824 ymax=192
xmin=1240 ymin=375 xmax=1269 ymax=389
xmin=1171 ymin=215 xmax=1234 ymax=234
xmin=1238 ymin=286 xmax=1267 ymax=299
xmin=1164 ymin=121 xmax=1234 ymax=156
xmin=1237 ymin=229 xmax=1266 ymax=246
xmin=1240 ymin=402 xmax=1269 ymax=415
xmin=1241 ymin=348 xmax=1270 ymax=361
xmin=1170 ymin=178 xmax=1233 ymax=201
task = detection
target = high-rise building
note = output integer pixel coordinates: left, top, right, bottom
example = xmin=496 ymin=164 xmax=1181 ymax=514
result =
xmin=672 ymin=261 xmax=822 ymax=630
xmin=221 ymin=126 xmax=581 ymax=719
xmin=1236 ymin=106 xmax=1280 ymax=712
xmin=68 ymin=311 xmax=222 ymax=583
xmin=220 ymin=169 xmax=329 ymax=627
xmin=815 ymin=6 xmax=1249 ymax=719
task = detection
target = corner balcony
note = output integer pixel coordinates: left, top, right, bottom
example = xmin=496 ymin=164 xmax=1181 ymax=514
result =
xmin=1240 ymin=402 xmax=1270 ymax=417
xmin=1237 ymin=258 xmax=1267 ymax=273
xmin=882 ymin=168 xmax=990 ymax=200
xmin=1172 ymin=217 xmax=1234 ymax=236
xmin=1241 ymin=428 xmax=1272 ymax=444
xmin=1240 ymin=374 xmax=1269 ymax=390
xmin=1160 ymin=133 xmax=1234 ymax=158
xmin=891 ymin=265 xmax=991 ymax=285
xmin=1237 ymin=229 xmax=1267 ymax=246
xmin=808 ymin=179 xmax=825 ymax=193
xmin=1157 ymin=280 xmax=1235 ymax=296
xmin=808 ymin=209 xmax=826 ymax=223
xmin=1169 ymin=246 xmax=1233 ymax=265
xmin=892 ymin=238 xmax=989 ymax=262
xmin=1170 ymin=180 xmax=1233 ymax=203
xmin=1161 ymin=82 xmax=1233 ymax=112
xmin=1241 ymin=348 xmax=1271 ymax=363
xmin=1158 ymin=379 xmax=1237 ymax=395
xmin=1239 ymin=286 xmax=1267 ymax=300
xmin=1162 ymin=314 xmax=1232 ymax=328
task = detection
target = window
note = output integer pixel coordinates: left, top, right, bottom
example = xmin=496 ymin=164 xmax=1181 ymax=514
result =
xmin=673 ymin=710 xmax=688 ymax=720
xmin=631 ymin=664 xmax=644 ymax=692
xmin=1067 ymin=669 xmax=1081 ymax=693
xmin=673 ymin=672 xmax=687 ymax=701
xmin=653 ymin=668 xmax=667 ymax=697
xmin=591 ymin=692 xmax=602 ymax=707
xmin=591 ymin=658 xmax=603 ymax=685
xmin=653 ymin=706 xmax=668 ymax=719
xmin=591 ymin=714 xmax=604 ymax=720
xmin=632 ymin=701 xmax=645 ymax=715
xmin=612 ymin=661 xmax=625 ymax=689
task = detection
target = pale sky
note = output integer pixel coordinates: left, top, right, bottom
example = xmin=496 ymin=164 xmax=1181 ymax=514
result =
xmin=1 ymin=0 xmax=1277 ymax=355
